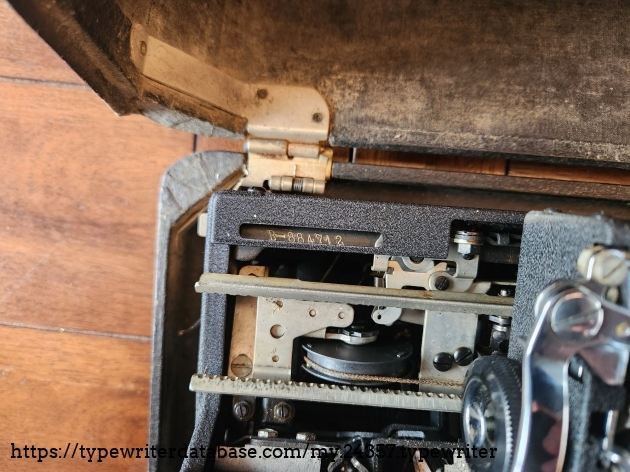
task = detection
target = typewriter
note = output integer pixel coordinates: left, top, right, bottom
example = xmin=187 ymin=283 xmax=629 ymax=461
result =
xmin=10 ymin=1 xmax=630 ymax=471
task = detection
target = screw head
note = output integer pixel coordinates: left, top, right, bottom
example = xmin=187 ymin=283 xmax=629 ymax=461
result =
xmin=256 ymin=89 xmax=268 ymax=99
xmin=433 ymin=352 xmax=454 ymax=372
xmin=592 ymin=250 xmax=628 ymax=286
xmin=273 ymin=402 xmax=294 ymax=421
xmin=257 ymin=428 xmax=278 ymax=438
xmin=230 ymin=354 xmax=253 ymax=377
xmin=140 ymin=41 xmax=147 ymax=55
xmin=312 ymin=112 xmax=323 ymax=123
xmin=309 ymin=309 xmax=317 ymax=317
xmin=499 ymin=288 xmax=512 ymax=297
xmin=434 ymin=276 xmax=450 ymax=291
xmin=233 ymin=401 xmax=252 ymax=421
xmin=550 ymin=290 xmax=603 ymax=340
xmin=453 ymin=347 xmax=474 ymax=366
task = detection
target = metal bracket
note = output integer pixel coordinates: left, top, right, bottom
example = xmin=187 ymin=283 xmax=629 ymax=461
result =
xmin=375 ymin=243 xmax=491 ymax=293
xmin=253 ymin=297 xmax=354 ymax=380
xmin=227 ymin=265 xmax=269 ymax=379
xmin=227 ymin=266 xmax=354 ymax=380
xmin=418 ymin=311 xmax=478 ymax=392
xmin=131 ymin=26 xmax=334 ymax=193
xmin=130 ymin=25 xmax=329 ymax=143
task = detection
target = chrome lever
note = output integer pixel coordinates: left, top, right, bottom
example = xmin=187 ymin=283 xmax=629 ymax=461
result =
xmin=513 ymin=281 xmax=630 ymax=472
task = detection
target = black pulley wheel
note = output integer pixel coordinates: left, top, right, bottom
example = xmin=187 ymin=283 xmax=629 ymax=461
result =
xmin=302 ymin=339 xmax=413 ymax=386
xmin=461 ymin=355 xmax=522 ymax=472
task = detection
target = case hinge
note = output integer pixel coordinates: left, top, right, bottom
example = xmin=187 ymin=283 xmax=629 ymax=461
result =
xmin=238 ymin=138 xmax=333 ymax=194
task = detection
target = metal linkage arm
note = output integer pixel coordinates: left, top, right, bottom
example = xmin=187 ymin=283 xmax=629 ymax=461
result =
xmin=514 ymin=281 xmax=630 ymax=472
xmin=195 ymin=273 xmax=513 ymax=317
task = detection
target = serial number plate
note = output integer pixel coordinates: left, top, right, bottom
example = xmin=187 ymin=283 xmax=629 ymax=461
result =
xmin=240 ymin=225 xmax=383 ymax=248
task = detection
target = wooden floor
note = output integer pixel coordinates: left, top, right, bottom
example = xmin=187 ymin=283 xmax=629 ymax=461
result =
xmin=2 ymin=2 xmax=630 ymax=471
xmin=0 ymin=2 xmax=194 ymax=470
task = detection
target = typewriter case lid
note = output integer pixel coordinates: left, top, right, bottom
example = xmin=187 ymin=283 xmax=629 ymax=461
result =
xmin=8 ymin=0 xmax=630 ymax=169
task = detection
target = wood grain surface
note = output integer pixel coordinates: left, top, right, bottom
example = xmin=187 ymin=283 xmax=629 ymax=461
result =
xmin=0 ymin=2 xmax=193 ymax=470
xmin=0 ymin=326 xmax=150 ymax=471
xmin=0 ymin=1 xmax=85 ymax=84
xmin=354 ymin=148 xmax=507 ymax=175
xmin=0 ymin=81 xmax=193 ymax=336
xmin=509 ymin=160 xmax=630 ymax=185
xmin=1 ymin=1 xmax=628 ymax=471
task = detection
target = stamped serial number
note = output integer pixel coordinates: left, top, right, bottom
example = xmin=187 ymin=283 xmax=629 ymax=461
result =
xmin=267 ymin=230 xmax=345 ymax=246
xmin=239 ymin=225 xmax=383 ymax=248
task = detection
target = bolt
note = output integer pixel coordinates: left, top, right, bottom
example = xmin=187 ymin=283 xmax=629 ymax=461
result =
xmin=453 ymin=347 xmax=474 ymax=366
xmin=272 ymin=355 xmax=279 ymax=362
xmin=433 ymin=352 xmax=454 ymax=372
xmin=296 ymin=432 xmax=316 ymax=441
xmin=434 ymin=276 xmax=450 ymax=291
xmin=257 ymin=428 xmax=278 ymax=438
xmin=256 ymin=89 xmax=268 ymax=99
xmin=309 ymin=309 xmax=317 ymax=317
xmin=233 ymin=401 xmax=252 ymax=421
xmin=338 ymin=312 xmax=346 ymax=319
xmin=273 ymin=402 xmax=294 ymax=421
xmin=230 ymin=354 xmax=253 ymax=377
xmin=140 ymin=41 xmax=147 ymax=55
xmin=453 ymin=230 xmax=484 ymax=257
xmin=312 ymin=112 xmax=323 ymax=123
xmin=499 ymin=288 xmax=512 ymax=297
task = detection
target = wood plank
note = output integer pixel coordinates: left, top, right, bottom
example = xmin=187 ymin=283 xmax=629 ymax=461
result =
xmin=509 ymin=160 xmax=630 ymax=186
xmin=353 ymin=149 xmax=507 ymax=175
xmin=196 ymin=135 xmax=244 ymax=153
xmin=0 ymin=82 xmax=194 ymax=336
xmin=0 ymin=0 xmax=84 ymax=84
xmin=332 ymin=147 xmax=351 ymax=163
xmin=0 ymin=325 xmax=150 ymax=471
